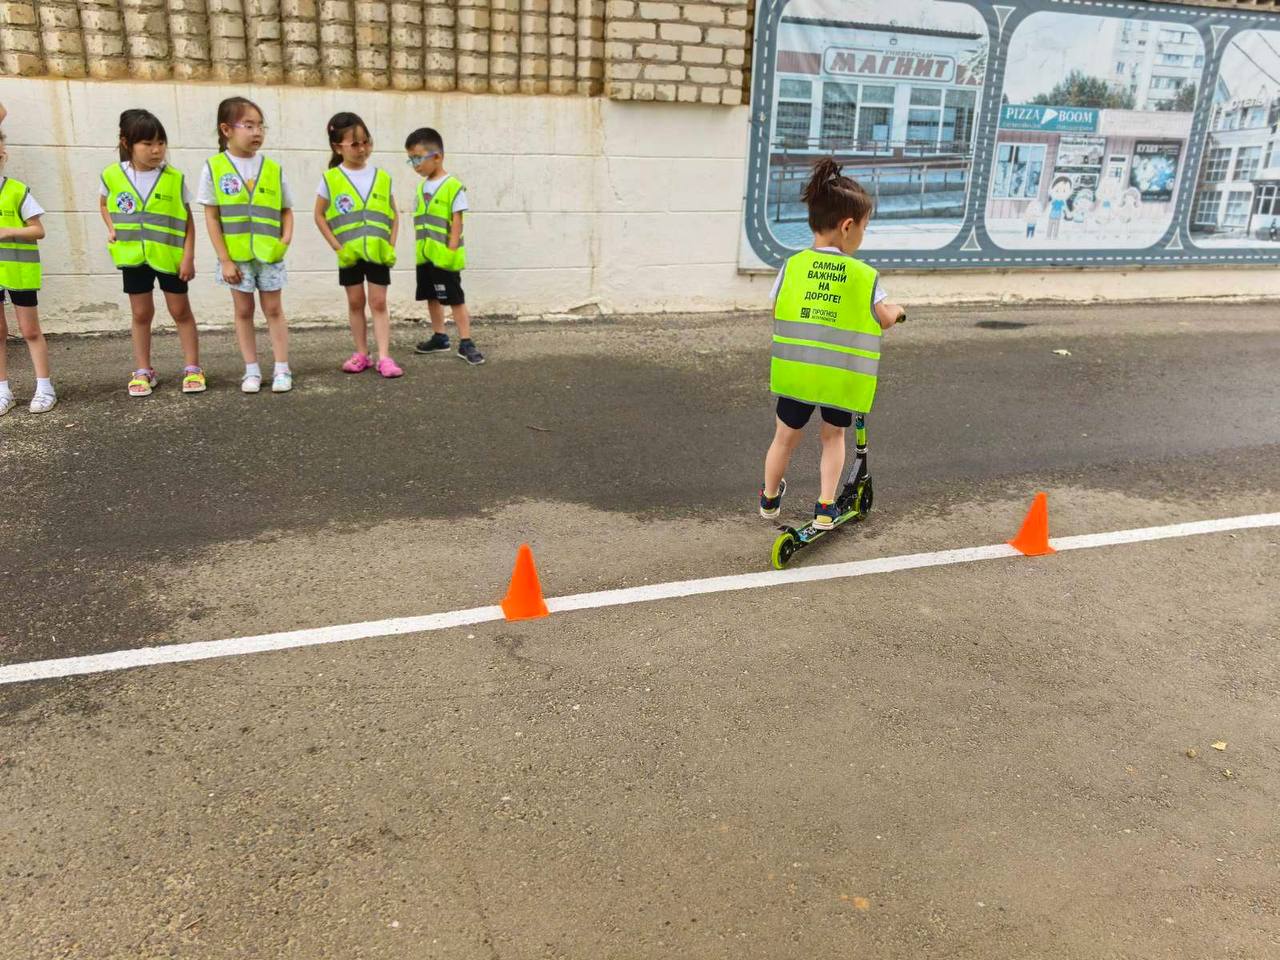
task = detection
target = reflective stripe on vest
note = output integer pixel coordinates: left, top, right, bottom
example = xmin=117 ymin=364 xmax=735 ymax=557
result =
xmin=0 ymin=177 xmax=41 ymax=291
xmin=770 ymin=249 xmax=881 ymax=414
xmin=101 ymin=163 xmax=188 ymax=274
xmin=413 ymin=176 xmax=465 ymax=272
xmin=324 ymin=167 xmax=396 ymax=267
xmin=207 ymin=153 xmax=286 ymax=263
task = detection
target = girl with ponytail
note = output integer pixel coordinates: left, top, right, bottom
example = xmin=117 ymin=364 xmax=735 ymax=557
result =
xmin=313 ymin=112 xmax=403 ymax=378
xmin=759 ymin=157 xmax=906 ymax=530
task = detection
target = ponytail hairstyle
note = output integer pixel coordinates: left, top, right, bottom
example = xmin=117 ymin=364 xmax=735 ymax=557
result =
xmin=117 ymin=108 xmax=168 ymax=163
xmin=801 ymin=157 xmax=874 ymax=233
xmin=216 ymin=96 xmax=264 ymax=151
xmin=326 ymin=112 xmax=369 ymax=168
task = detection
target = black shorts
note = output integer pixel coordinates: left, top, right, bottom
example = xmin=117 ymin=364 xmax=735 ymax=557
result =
xmin=121 ymin=264 xmax=188 ymax=296
xmin=416 ymin=262 xmax=465 ymax=305
xmin=776 ymin=396 xmax=854 ymax=430
xmin=338 ymin=261 xmax=392 ymax=287
xmin=0 ymin=288 xmax=38 ymax=307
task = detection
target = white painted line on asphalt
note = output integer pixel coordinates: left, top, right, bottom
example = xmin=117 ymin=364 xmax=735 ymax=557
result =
xmin=2 ymin=512 xmax=1278 ymax=687
xmin=0 ymin=606 xmax=505 ymax=686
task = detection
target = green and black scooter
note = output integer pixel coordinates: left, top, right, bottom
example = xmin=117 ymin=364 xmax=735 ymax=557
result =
xmin=769 ymin=413 xmax=873 ymax=569
xmin=768 ymin=311 xmax=903 ymax=570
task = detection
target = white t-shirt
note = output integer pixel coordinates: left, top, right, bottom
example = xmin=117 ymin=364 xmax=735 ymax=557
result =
xmin=316 ymin=165 xmax=380 ymax=202
xmin=97 ymin=162 xmax=192 ymax=207
xmin=196 ymin=152 xmax=293 ymax=208
xmin=770 ymin=246 xmax=887 ymax=317
xmin=416 ymin=174 xmax=468 ymax=215
xmin=1 ymin=178 xmax=45 ymax=222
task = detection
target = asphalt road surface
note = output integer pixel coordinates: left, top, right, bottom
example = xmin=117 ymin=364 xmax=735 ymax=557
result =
xmin=1 ymin=303 xmax=1278 ymax=959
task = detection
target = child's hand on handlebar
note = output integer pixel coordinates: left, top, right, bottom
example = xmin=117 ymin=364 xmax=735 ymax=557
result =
xmin=875 ymin=301 xmax=906 ymax=329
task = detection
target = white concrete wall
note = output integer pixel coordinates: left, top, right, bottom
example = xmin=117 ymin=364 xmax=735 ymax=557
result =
xmin=0 ymin=76 xmax=770 ymax=332
xmin=1 ymin=76 xmax=1277 ymax=336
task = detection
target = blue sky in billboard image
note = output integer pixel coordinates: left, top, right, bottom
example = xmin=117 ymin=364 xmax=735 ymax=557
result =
xmin=1003 ymin=11 xmax=1203 ymax=109
xmin=765 ymin=0 xmax=988 ymax=250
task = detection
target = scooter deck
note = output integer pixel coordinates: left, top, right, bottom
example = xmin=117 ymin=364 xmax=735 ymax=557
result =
xmin=788 ymin=503 xmax=861 ymax=545
xmin=770 ymin=476 xmax=872 ymax=569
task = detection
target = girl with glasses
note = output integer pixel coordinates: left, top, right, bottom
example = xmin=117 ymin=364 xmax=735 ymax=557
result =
xmin=200 ymin=96 xmax=295 ymax=394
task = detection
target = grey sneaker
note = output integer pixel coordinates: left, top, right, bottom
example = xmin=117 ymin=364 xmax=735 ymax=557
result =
xmin=457 ymin=339 xmax=485 ymax=365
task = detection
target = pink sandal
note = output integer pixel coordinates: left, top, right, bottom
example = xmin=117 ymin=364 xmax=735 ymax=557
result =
xmin=341 ymin=352 xmax=373 ymax=373
xmin=377 ymin=356 xmax=404 ymax=379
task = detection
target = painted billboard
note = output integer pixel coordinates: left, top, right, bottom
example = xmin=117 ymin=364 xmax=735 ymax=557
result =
xmin=760 ymin=0 xmax=987 ymax=252
xmin=741 ymin=0 xmax=1280 ymax=270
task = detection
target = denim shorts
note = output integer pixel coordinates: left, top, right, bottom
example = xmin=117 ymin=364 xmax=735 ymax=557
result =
xmin=216 ymin=259 xmax=288 ymax=293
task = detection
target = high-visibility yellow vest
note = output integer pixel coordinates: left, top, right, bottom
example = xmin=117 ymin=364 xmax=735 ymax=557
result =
xmin=0 ymin=176 xmax=41 ymax=291
xmin=323 ymin=166 xmax=396 ymax=267
xmin=206 ymin=152 xmax=286 ymax=263
xmin=101 ymin=163 xmax=188 ymax=275
xmin=771 ymin=249 xmax=882 ymax=414
xmin=413 ymin=176 xmax=465 ymax=272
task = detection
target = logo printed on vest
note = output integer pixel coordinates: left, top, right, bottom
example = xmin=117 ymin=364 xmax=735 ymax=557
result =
xmin=335 ymin=194 xmax=355 ymax=215
xmin=116 ymin=193 xmax=137 ymax=214
xmin=219 ymin=173 xmax=243 ymax=196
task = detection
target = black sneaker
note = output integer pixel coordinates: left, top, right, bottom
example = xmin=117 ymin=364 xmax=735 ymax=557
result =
xmin=415 ymin=332 xmax=451 ymax=354
xmin=457 ymin=339 xmax=486 ymax=365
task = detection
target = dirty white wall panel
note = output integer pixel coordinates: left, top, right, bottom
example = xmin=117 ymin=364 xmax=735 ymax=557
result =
xmin=1 ymin=76 xmax=768 ymax=332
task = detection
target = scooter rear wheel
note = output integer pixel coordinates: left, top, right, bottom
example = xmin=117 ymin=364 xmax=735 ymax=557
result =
xmin=857 ymin=478 xmax=874 ymax=518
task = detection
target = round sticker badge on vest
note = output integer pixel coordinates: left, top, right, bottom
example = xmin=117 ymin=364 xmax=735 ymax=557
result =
xmin=116 ymin=193 xmax=137 ymax=215
xmin=335 ymin=194 xmax=355 ymax=215
xmin=219 ymin=173 xmax=243 ymax=196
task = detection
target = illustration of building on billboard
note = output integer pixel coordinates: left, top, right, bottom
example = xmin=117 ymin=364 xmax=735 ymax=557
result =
xmin=764 ymin=0 xmax=987 ymax=250
xmin=1190 ymin=32 xmax=1280 ymax=247
xmin=986 ymin=104 xmax=1191 ymax=248
xmin=984 ymin=10 xmax=1200 ymax=249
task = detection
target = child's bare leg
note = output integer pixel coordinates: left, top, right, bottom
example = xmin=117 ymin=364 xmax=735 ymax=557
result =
xmin=0 ymin=305 xmax=9 ymax=383
xmin=231 ymin=289 xmax=258 ymax=365
xmin=346 ymin=284 xmax=369 ymax=355
xmin=128 ymin=292 xmax=155 ymax=370
xmin=818 ymin=422 xmax=847 ymax=503
xmin=164 ymin=291 xmax=200 ymax=367
xmin=427 ymin=299 xmax=446 ymax=335
xmin=260 ymin=290 xmax=288 ymax=365
xmin=451 ymin=302 xmax=472 ymax=340
xmin=16 ymin=305 xmax=50 ymax=379
xmin=367 ymin=283 xmax=391 ymax=359
xmin=764 ymin=418 xmax=804 ymax=495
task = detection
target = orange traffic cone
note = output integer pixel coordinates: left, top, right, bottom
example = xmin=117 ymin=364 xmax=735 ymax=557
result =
xmin=1008 ymin=492 xmax=1055 ymax=556
xmin=501 ymin=543 xmax=550 ymax=621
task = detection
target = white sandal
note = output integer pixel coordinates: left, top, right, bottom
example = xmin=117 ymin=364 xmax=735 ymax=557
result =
xmin=28 ymin=392 xmax=57 ymax=414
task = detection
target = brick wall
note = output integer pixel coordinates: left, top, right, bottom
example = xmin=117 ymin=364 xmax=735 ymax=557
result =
xmin=0 ymin=0 xmax=750 ymax=103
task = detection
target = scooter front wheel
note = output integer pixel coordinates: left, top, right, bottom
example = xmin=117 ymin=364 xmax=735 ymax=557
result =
xmin=771 ymin=531 xmax=798 ymax=570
